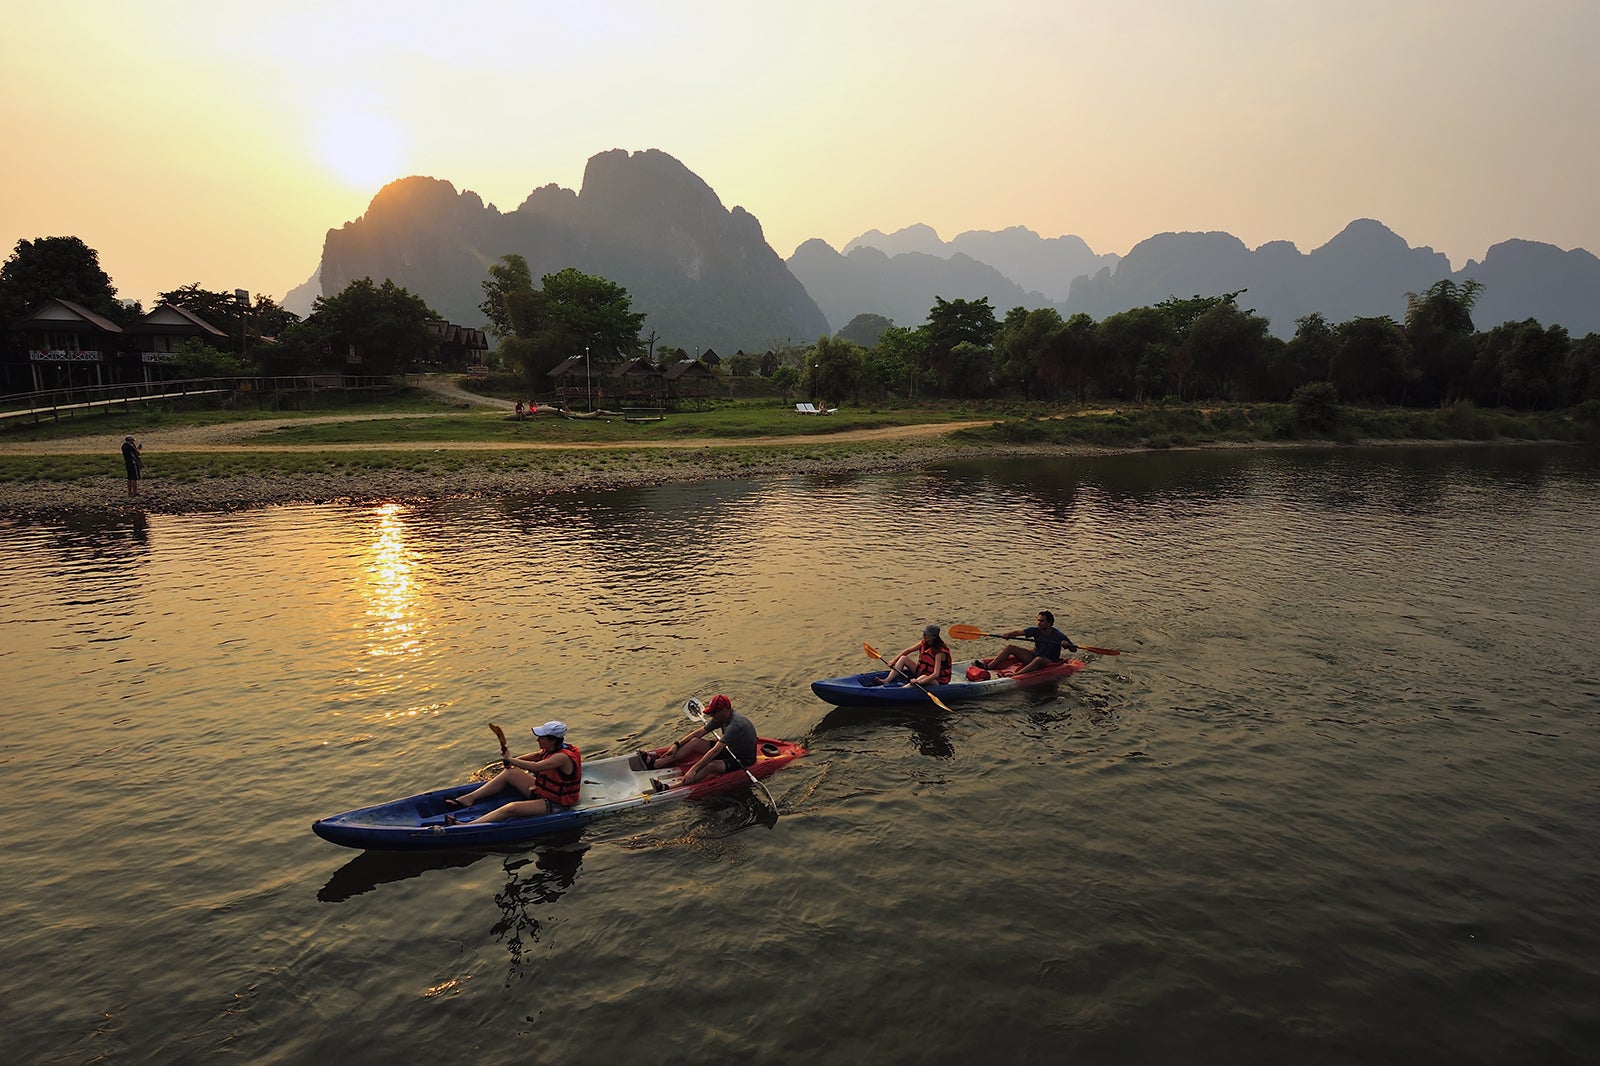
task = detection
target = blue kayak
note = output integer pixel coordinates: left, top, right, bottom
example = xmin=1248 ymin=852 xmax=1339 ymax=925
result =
xmin=312 ymin=738 xmax=805 ymax=850
xmin=809 ymin=659 xmax=1085 ymax=707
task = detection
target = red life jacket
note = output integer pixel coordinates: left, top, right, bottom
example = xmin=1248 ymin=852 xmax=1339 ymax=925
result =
xmin=918 ymin=640 xmax=953 ymax=684
xmin=534 ymin=743 xmax=582 ymax=807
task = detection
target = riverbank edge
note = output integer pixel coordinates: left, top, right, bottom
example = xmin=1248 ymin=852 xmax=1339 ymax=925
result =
xmin=0 ymin=436 xmax=1554 ymax=520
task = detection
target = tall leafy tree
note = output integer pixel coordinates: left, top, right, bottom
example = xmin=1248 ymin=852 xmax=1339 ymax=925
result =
xmin=0 ymin=236 xmax=131 ymax=326
xmin=1037 ymin=313 xmax=1099 ymax=403
xmin=867 ymin=326 xmax=928 ymax=399
xmin=1183 ymin=300 xmax=1273 ymax=401
xmin=1563 ymin=332 xmax=1600 ymax=406
xmin=991 ymin=306 xmax=1064 ymax=399
xmin=922 ymin=296 xmax=998 ymax=395
xmin=1473 ymin=319 xmax=1568 ymax=409
xmin=1405 ymin=278 xmax=1482 ymax=404
xmin=1331 ymin=316 xmax=1412 ymax=403
xmin=1097 ymin=307 xmax=1174 ymax=401
xmin=810 ymin=334 xmax=866 ymax=403
xmin=479 ymin=254 xmax=535 ymax=339
xmin=483 ymin=263 xmax=646 ymax=389
xmin=310 ymin=277 xmax=441 ymax=374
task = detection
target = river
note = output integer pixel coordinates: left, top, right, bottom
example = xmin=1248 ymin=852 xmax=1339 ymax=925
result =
xmin=2 ymin=444 xmax=1597 ymax=1064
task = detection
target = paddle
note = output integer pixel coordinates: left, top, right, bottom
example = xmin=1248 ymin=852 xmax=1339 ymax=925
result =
xmin=489 ymin=723 xmax=511 ymax=767
xmin=947 ymin=624 xmax=1122 ymax=657
xmin=862 ymin=641 xmax=954 ymax=712
xmin=683 ymin=697 xmax=779 ymax=819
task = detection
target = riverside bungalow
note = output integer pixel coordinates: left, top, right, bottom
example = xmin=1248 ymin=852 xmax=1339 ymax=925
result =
xmin=424 ymin=320 xmax=489 ymax=370
xmin=610 ymin=356 xmax=664 ymax=404
xmin=4 ymin=298 xmax=127 ymax=392
xmin=131 ymin=303 xmax=229 ymax=382
xmin=663 ymin=357 xmax=714 ymax=402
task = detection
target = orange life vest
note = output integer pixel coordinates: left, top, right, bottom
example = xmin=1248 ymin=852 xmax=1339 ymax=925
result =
xmin=918 ymin=640 xmax=953 ymax=684
xmin=534 ymin=743 xmax=582 ymax=807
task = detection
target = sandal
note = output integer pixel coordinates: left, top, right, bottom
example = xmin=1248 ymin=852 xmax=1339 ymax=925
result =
xmin=444 ymin=814 xmax=461 ymax=826
xmin=638 ymin=750 xmax=658 ymax=770
xmin=443 ymin=797 xmax=468 ymax=810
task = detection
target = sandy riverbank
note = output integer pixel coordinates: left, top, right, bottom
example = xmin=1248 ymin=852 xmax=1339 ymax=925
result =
xmin=0 ymin=435 xmax=1052 ymax=519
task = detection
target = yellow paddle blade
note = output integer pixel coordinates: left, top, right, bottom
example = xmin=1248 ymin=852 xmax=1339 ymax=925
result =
xmin=863 ymin=641 xmax=882 ymax=660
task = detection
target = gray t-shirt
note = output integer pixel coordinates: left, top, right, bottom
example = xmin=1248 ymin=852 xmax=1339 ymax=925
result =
xmin=718 ymin=710 xmax=758 ymax=768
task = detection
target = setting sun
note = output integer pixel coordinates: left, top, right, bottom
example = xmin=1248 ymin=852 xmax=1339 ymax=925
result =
xmin=313 ymin=104 xmax=407 ymax=190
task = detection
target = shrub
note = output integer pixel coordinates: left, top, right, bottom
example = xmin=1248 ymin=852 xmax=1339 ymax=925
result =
xmin=1291 ymin=381 xmax=1339 ymax=431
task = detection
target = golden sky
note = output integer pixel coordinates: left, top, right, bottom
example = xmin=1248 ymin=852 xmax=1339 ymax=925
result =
xmin=3 ymin=0 xmax=1595 ymax=310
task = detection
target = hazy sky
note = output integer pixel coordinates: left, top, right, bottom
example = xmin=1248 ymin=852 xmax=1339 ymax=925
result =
xmin=4 ymin=0 xmax=1595 ymax=309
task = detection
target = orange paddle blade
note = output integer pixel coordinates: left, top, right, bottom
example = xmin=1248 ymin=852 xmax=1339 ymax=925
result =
xmin=948 ymin=624 xmax=989 ymax=641
xmin=1079 ymin=646 xmax=1122 ymax=656
xmin=489 ymin=722 xmax=509 ymax=753
xmin=863 ymin=641 xmax=883 ymax=661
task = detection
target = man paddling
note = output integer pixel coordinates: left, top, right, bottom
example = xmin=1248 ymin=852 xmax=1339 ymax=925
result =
xmin=978 ymin=610 xmax=1078 ymax=676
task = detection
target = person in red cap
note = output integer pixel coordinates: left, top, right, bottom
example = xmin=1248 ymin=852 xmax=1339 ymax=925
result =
xmin=444 ymin=720 xmax=582 ymax=824
xmin=638 ymin=694 xmax=758 ymax=785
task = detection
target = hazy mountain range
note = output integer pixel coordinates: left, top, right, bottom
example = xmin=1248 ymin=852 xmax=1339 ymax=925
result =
xmin=297 ymin=150 xmax=1600 ymax=349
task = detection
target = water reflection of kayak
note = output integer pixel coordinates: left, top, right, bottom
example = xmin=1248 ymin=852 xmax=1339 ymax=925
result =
xmin=809 ymin=659 xmax=1085 ymax=707
xmin=311 ymin=738 xmax=805 ymax=850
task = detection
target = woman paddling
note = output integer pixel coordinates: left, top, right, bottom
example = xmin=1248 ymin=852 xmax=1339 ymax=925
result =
xmin=445 ymin=720 xmax=581 ymax=824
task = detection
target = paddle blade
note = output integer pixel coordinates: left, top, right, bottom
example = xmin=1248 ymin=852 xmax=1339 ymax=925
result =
xmin=948 ymin=625 xmax=987 ymax=641
xmin=489 ymin=723 xmax=508 ymax=753
xmin=863 ymin=641 xmax=883 ymax=661
xmin=683 ymin=697 xmax=706 ymax=721
xmin=1079 ymin=646 xmax=1122 ymax=656
xmin=925 ymin=690 xmax=953 ymax=712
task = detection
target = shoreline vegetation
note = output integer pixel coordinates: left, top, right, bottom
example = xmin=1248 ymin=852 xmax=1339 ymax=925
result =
xmin=1 ymin=382 xmax=1593 ymax=519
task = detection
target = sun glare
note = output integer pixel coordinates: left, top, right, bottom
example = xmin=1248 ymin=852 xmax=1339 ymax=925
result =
xmin=313 ymin=105 xmax=408 ymax=190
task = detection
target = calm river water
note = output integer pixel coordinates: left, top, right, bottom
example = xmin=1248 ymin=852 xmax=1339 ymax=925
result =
xmin=3 ymin=445 xmax=1598 ymax=1064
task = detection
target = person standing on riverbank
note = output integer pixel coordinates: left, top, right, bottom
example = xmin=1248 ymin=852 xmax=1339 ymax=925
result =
xmin=121 ymin=436 xmax=142 ymax=497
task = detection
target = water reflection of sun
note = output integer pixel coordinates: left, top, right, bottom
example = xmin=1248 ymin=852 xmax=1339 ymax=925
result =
xmin=354 ymin=504 xmax=443 ymax=719
xmin=367 ymin=504 xmax=416 ymax=654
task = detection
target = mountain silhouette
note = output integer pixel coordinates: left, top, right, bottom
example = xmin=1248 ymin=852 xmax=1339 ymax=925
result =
xmin=313 ymin=151 xmax=1597 ymax=349
xmin=824 ymin=218 xmax=1599 ymax=339
xmin=318 ymin=150 xmax=828 ymax=352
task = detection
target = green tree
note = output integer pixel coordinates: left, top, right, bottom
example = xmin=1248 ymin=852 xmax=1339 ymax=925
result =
xmin=1097 ymin=307 xmax=1174 ymax=401
xmin=1331 ymin=316 xmax=1412 ymax=403
xmin=0 ymin=236 xmax=132 ymax=326
xmin=1277 ymin=312 xmax=1338 ymax=397
xmin=1182 ymin=300 xmax=1273 ymax=401
xmin=311 ymin=277 xmax=441 ymax=374
xmin=769 ymin=364 xmax=801 ymax=402
xmin=810 ymin=334 xmax=866 ymax=403
xmin=478 ymin=254 xmax=535 ymax=339
xmin=923 ymin=296 xmax=998 ymax=394
xmin=1405 ymin=278 xmax=1482 ymax=404
xmin=836 ymin=313 xmax=894 ymax=348
xmin=1563 ymin=332 xmax=1600 ymax=405
xmin=488 ymin=266 xmax=646 ymax=389
xmin=992 ymin=306 xmax=1064 ymax=399
xmin=867 ymin=326 xmax=928 ymax=399
xmin=1037 ymin=313 xmax=1099 ymax=403
xmin=169 ymin=338 xmax=251 ymax=378
xmin=1473 ymin=318 xmax=1568 ymax=409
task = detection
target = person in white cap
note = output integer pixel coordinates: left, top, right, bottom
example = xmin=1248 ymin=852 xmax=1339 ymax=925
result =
xmin=444 ymin=720 xmax=582 ymax=823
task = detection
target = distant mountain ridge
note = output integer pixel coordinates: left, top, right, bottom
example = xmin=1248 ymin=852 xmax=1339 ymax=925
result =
xmin=318 ymin=149 xmax=828 ymax=352
xmin=813 ymin=219 xmax=1600 ymax=339
xmin=312 ymin=150 xmax=1599 ymax=351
